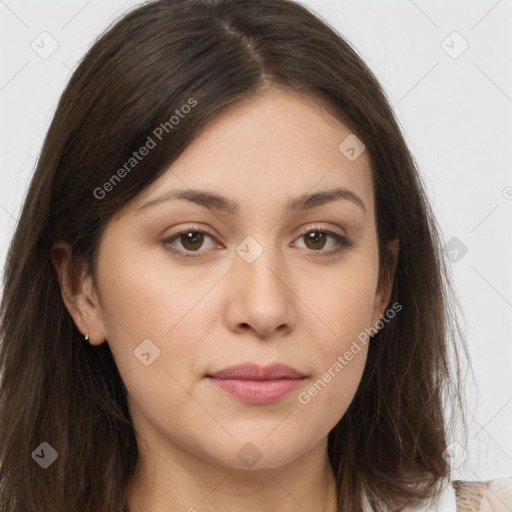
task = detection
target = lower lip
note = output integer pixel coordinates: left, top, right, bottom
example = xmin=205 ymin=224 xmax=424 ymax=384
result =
xmin=206 ymin=377 xmax=305 ymax=404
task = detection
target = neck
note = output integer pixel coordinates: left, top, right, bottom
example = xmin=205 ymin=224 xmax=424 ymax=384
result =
xmin=125 ymin=437 xmax=338 ymax=512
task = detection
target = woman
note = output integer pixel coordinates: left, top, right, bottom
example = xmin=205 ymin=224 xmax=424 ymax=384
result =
xmin=0 ymin=0 xmax=510 ymax=511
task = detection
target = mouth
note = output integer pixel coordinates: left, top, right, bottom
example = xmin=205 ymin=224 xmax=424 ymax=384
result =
xmin=205 ymin=363 xmax=307 ymax=404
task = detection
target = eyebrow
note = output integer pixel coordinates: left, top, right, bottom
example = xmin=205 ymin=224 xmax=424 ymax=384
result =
xmin=135 ymin=187 xmax=366 ymax=216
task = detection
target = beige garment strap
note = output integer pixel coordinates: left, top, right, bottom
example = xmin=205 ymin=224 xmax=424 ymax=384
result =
xmin=452 ymin=479 xmax=493 ymax=512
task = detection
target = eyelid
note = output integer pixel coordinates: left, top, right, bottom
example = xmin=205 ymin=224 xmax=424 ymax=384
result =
xmin=295 ymin=223 xmax=347 ymax=240
xmin=163 ymin=223 xmax=347 ymax=241
xmin=164 ymin=223 xmax=217 ymax=239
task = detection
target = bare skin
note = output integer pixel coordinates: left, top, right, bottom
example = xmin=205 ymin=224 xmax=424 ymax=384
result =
xmin=52 ymin=89 xmax=399 ymax=512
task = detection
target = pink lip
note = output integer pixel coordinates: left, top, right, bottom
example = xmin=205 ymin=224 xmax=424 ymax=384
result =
xmin=206 ymin=363 xmax=307 ymax=404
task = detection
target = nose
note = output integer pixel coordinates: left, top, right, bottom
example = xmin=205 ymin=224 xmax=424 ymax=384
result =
xmin=222 ymin=239 xmax=297 ymax=338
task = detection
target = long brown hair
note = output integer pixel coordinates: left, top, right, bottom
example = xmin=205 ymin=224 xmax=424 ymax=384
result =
xmin=0 ymin=0 xmax=470 ymax=510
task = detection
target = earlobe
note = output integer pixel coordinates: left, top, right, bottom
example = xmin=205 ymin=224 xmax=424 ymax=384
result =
xmin=50 ymin=241 xmax=106 ymax=345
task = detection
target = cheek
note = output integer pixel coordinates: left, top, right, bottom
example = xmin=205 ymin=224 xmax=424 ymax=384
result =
xmin=95 ymin=241 xmax=221 ymax=377
xmin=96 ymin=241 xmax=204 ymax=336
xmin=308 ymin=265 xmax=378 ymax=357
xmin=298 ymin=277 xmax=374 ymax=429
xmin=301 ymin=255 xmax=377 ymax=420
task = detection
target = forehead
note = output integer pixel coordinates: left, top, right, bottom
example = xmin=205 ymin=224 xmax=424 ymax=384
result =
xmin=124 ymin=89 xmax=374 ymax=220
xmin=178 ymin=89 xmax=367 ymax=166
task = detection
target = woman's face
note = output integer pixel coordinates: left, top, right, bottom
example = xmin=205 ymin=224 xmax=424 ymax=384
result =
xmin=79 ymin=90 xmax=397 ymax=470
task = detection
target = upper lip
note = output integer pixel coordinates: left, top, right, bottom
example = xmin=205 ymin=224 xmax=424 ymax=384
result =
xmin=206 ymin=363 xmax=306 ymax=380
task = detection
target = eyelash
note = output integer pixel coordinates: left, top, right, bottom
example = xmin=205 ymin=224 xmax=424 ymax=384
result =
xmin=162 ymin=224 xmax=354 ymax=260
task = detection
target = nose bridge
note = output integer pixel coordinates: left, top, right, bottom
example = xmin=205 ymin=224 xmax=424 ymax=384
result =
xmin=235 ymin=233 xmax=288 ymax=297
xmin=228 ymin=233 xmax=296 ymax=334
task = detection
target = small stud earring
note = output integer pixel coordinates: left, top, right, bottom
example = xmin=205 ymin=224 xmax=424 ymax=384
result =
xmin=84 ymin=334 xmax=89 ymax=342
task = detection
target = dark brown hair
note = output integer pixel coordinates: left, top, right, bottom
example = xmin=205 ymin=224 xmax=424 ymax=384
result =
xmin=0 ymin=0 xmax=470 ymax=510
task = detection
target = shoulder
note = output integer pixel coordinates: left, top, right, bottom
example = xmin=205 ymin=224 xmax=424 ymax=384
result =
xmin=452 ymin=477 xmax=512 ymax=512
xmin=478 ymin=477 xmax=512 ymax=512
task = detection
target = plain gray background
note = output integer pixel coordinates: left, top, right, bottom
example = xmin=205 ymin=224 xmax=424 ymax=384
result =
xmin=0 ymin=0 xmax=511 ymax=481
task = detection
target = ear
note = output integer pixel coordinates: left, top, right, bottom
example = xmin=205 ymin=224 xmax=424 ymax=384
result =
xmin=50 ymin=241 xmax=107 ymax=346
xmin=371 ymin=237 xmax=399 ymax=326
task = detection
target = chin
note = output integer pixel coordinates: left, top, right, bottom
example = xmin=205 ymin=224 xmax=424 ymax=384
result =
xmin=197 ymin=435 xmax=318 ymax=471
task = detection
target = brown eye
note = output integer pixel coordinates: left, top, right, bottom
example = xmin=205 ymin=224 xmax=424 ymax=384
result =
xmin=303 ymin=231 xmax=328 ymax=250
xmin=293 ymin=227 xmax=354 ymax=257
xmin=178 ymin=231 xmax=205 ymax=251
xmin=162 ymin=228 xmax=218 ymax=259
